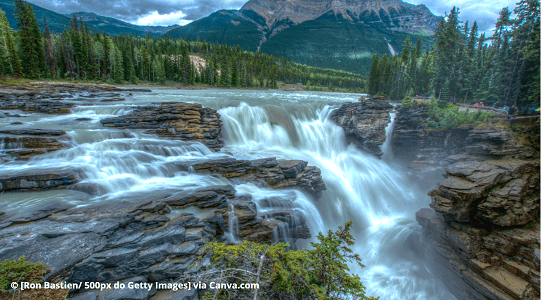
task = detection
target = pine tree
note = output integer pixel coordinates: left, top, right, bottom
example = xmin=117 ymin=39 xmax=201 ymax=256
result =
xmin=1 ymin=11 xmax=22 ymax=77
xmin=14 ymin=0 xmax=46 ymax=77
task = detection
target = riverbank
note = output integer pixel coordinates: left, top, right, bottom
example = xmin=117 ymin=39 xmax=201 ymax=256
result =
xmin=0 ymin=78 xmax=363 ymax=94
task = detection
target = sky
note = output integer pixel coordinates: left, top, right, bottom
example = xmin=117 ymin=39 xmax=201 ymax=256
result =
xmin=27 ymin=0 xmax=517 ymax=34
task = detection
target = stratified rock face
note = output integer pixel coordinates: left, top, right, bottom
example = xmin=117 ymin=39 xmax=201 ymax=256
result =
xmin=0 ymin=168 xmax=81 ymax=192
xmin=100 ymin=102 xmax=224 ymax=151
xmin=413 ymin=124 xmax=540 ymax=300
xmin=330 ymin=100 xmax=392 ymax=158
xmin=0 ymin=129 xmax=72 ymax=160
xmin=430 ymin=159 xmax=539 ymax=226
xmin=242 ymin=0 xmax=439 ymax=35
xmin=190 ymin=157 xmax=326 ymax=199
xmin=0 ymin=184 xmax=313 ymax=299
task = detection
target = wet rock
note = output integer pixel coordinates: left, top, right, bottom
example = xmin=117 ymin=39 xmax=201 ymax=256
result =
xmin=162 ymin=185 xmax=234 ymax=209
xmin=100 ymin=102 xmax=224 ymax=151
xmin=331 ymin=100 xmax=393 ymax=158
xmin=191 ymin=157 xmax=326 ymax=198
xmin=0 ymin=128 xmax=72 ymax=160
xmin=0 ymin=168 xmax=81 ymax=192
xmin=0 ymin=99 xmax=74 ymax=114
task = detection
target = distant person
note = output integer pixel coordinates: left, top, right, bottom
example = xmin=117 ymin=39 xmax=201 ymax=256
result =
xmin=509 ymin=105 xmax=515 ymax=115
xmin=493 ymin=101 xmax=499 ymax=108
xmin=474 ymin=102 xmax=479 ymax=107
xmin=513 ymin=105 xmax=519 ymax=115
xmin=503 ymin=105 xmax=509 ymax=115
xmin=480 ymin=102 xmax=484 ymax=107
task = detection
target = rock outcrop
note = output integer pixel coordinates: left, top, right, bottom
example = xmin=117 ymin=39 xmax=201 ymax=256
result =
xmin=101 ymin=102 xmax=224 ymax=151
xmin=0 ymin=129 xmax=72 ymax=160
xmin=414 ymin=123 xmax=540 ymax=300
xmin=331 ymin=100 xmax=393 ymax=158
xmin=391 ymin=106 xmax=533 ymax=177
xmin=188 ymin=157 xmax=326 ymax=198
xmin=0 ymin=184 xmax=313 ymax=299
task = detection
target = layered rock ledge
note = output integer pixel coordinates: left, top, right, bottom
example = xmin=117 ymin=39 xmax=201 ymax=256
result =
xmin=0 ymin=129 xmax=72 ymax=161
xmin=101 ymin=102 xmax=224 ymax=151
xmin=188 ymin=157 xmax=326 ymax=198
xmin=331 ymin=99 xmax=392 ymax=158
xmin=414 ymin=124 xmax=540 ymax=300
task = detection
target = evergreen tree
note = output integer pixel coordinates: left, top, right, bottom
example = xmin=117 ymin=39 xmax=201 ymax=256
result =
xmin=1 ymin=11 xmax=22 ymax=77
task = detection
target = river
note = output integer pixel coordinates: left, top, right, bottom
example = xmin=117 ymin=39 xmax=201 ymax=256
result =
xmin=0 ymin=88 xmax=456 ymax=300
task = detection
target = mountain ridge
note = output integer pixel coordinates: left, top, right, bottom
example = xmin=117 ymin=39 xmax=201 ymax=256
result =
xmin=68 ymin=12 xmax=181 ymax=36
xmin=166 ymin=0 xmax=440 ymax=74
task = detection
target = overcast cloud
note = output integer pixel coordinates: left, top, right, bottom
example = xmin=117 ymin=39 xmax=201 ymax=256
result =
xmin=27 ymin=0 xmax=517 ymax=34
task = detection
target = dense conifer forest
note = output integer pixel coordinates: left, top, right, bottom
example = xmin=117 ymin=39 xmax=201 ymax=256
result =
xmin=368 ymin=1 xmax=540 ymax=108
xmin=0 ymin=0 xmax=366 ymax=91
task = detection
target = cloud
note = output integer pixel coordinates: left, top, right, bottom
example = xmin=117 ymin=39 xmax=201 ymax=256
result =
xmin=135 ymin=11 xmax=191 ymax=26
xmin=27 ymin=0 xmax=247 ymax=26
xmin=405 ymin=0 xmax=518 ymax=36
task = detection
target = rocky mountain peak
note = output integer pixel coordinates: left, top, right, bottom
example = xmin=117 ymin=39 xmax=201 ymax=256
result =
xmin=241 ymin=0 xmax=440 ymax=35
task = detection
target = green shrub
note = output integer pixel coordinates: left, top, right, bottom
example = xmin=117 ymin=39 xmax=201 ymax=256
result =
xmin=187 ymin=222 xmax=379 ymax=300
xmin=0 ymin=256 xmax=47 ymax=292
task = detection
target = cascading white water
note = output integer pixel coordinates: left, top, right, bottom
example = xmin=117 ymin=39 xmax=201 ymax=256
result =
xmin=0 ymin=89 xmax=455 ymax=299
xmin=381 ymin=111 xmax=396 ymax=161
xmin=219 ymin=102 xmax=455 ymax=300
xmin=225 ymin=203 xmax=240 ymax=243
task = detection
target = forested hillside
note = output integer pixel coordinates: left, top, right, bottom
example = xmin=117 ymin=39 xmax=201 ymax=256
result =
xmin=368 ymin=2 xmax=540 ymax=108
xmin=0 ymin=0 xmax=365 ymax=91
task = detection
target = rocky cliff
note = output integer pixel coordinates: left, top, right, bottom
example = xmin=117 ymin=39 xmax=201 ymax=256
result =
xmin=394 ymin=105 xmax=541 ymax=299
xmin=331 ymin=99 xmax=393 ymax=158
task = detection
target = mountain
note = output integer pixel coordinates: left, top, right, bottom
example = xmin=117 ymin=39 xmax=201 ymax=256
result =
xmin=68 ymin=12 xmax=181 ymax=37
xmin=0 ymin=0 xmax=177 ymax=37
xmin=166 ymin=0 xmax=441 ymax=74
xmin=0 ymin=0 xmax=76 ymax=34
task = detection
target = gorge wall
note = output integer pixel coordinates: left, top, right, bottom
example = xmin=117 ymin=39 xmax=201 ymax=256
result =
xmin=391 ymin=105 xmax=540 ymax=300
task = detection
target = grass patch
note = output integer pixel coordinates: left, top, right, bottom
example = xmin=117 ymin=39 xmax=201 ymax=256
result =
xmin=0 ymin=256 xmax=68 ymax=300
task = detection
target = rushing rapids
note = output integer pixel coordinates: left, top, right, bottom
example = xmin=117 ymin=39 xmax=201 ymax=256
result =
xmin=0 ymin=88 xmax=455 ymax=299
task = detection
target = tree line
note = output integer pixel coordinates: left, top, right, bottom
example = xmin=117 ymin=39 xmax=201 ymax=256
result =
xmin=368 ymin=0 xmax=540 ymax=108
xmin=0 ymin=0 xmax=366 ymax=91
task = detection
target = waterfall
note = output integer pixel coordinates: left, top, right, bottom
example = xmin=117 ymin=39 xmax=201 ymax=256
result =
xmin=381 ymin=111 xmax=396 ymax=161
xmin=225 ymin=203 xmax=240 ymax=243
xmin=0 ymin=89 xmax=455 ymax=300
xmin=219 ymin=102 xmax=455 ymax=300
